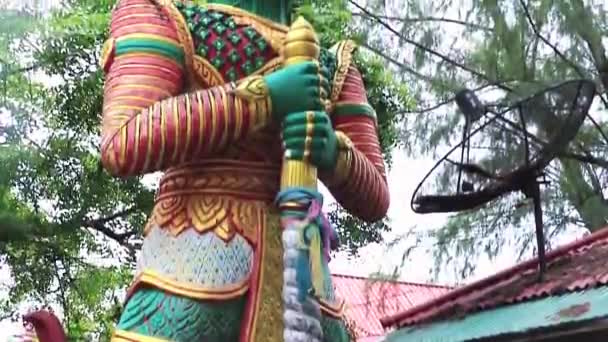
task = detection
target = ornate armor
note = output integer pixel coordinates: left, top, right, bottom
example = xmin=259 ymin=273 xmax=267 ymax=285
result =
xmin=101 ymin=1 xmax=389 ymax=341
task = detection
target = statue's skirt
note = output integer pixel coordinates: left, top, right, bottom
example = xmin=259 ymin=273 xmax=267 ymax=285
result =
xmin=110 ymin=160 xmax=348 ymax=341
xmin=111 ymin=212 xmax=348 ymax=342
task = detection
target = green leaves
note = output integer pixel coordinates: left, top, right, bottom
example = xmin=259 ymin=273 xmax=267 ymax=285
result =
xmin=63 ymin=265 xmax=131 ymax=341
xmin=362 ymin=0 xmax=608 ymax=283
xmin=0 ymin=0 xmax=151 ymax=336
xmin=0 ymin=0 xmax=408 ymax=336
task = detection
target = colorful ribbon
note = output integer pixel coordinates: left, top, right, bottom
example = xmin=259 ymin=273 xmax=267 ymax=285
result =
xmin=276 ymin=187 xmax=339 ymax=301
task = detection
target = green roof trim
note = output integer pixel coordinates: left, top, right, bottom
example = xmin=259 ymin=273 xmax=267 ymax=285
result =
xmin=385 ymin=286 xmax=608 ymax=342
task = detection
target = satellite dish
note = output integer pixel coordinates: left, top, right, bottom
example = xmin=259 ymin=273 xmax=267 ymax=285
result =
xmin=411 ymin=79 xmax=597 ymax=279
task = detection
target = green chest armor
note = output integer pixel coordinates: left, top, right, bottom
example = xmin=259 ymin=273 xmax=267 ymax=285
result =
xmin=174 ymin=1 xmax=348 ymax=101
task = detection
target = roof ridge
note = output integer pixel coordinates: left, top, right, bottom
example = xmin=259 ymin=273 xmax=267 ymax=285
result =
xmin=330 ymin=272 xmax=453 ymax=289
xmin=380 ymin=225 xmax=608 ymax=328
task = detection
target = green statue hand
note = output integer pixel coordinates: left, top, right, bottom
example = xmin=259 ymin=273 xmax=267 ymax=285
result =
xmin=282 ymin=111 xmax=338 ymax=171
xmin=264 ymin=61 xmax=330 ymax=119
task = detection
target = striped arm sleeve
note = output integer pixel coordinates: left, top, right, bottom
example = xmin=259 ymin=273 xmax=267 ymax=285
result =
xmin=322 ymin=65 xmax=390 ymax=222
xmin=101 ymin=0 xmax=271 ymax=177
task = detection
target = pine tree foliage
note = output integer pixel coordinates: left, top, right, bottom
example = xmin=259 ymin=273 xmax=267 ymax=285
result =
xmin=351 ymin=0 xmax=608 ymax=281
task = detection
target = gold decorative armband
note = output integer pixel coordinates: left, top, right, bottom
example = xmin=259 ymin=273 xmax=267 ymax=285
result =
xmin=336 ymin=130 xmax=354 ymax=151
xmin=233 ymin=76 xmax=270 ymax=102
xmin=328 ymin=130 xmax=354 ymax=186
xmin=100 ymin=37 xmax=115 ymax=73
xmin=231 ymin=77 xmax=273 ymax=132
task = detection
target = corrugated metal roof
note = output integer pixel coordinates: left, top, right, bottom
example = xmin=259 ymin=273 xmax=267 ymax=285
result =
xmin=385 ymin=285 xmax=608 ymax=342
xmin=331 ymin=274 xmax=452 ymax=340
xmin=381 ymin=226 xmax=608 ymax=329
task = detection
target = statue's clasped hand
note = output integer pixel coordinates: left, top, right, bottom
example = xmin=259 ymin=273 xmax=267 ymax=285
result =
xmin=264 ymin=61 xmax=331 ymax=117
xmin=282 ymin=110 xmax=338 ymax=171
xmin=256 ymin=60 xmax=338 ymax=170
xmin=234 ymin=59 xmax=337 ymax=168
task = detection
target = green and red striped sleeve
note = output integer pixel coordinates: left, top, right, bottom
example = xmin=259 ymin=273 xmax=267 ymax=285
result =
xmin=324 ymin=65 xmax=390 ymax=222
xmin=101 ymin=0 xmax=271 ymax=177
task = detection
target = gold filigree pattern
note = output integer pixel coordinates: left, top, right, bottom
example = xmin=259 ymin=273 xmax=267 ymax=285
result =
xmin=144 ymin=160 xmax=280 ymax=244
xmin=321 ymin=130 xmax=353 ymax=187
xmin=193 ymin=55 xmax=225 ymax=87
xmin=330 ymin=40 xmax=357 ymax=104
xmin=100 ymin=37 xmax=115 ymax=72
xmin=234 ymin=76 xmax=270 ymax=101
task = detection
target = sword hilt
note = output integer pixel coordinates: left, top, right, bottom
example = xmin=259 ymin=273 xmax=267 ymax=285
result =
xmin=280 ymin=16 xmax=321 ymax=191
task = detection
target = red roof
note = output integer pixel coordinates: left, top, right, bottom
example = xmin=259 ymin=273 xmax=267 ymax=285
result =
xmin=331 ymin=273 xmax=452 ymax=340
xmin=381 ymin=226 xmax=608 ymax=329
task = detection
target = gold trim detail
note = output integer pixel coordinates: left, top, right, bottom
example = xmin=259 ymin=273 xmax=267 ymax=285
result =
xmin=329 ymin=40 xmax=358 ymax=105
xmin=131 ymin=269 xmax=250 ymax=300
xmin=280 ymin=159 xmax=317 ymax=189
xmin=336 ymin=130 xmax=354 ymax=151
xmin=234 ymin=76 xmax=270 ymax=101
xmin=193 ymin=55 xmax=225 ymax=87
xmin=330 ymin=150 xmax=353 ymax=186
xmin=112 ymin=330 xmax=170 ymax=342
xmin=251 ymin=208 xmax=284 ymax=341
xmin=147 ymin=191 xmax=268 ymax=243
xmin=144 ymin=161 xmax=280 ymax=242
xmin=321 ymin=130 xmax=353 ymax=187
xmin=100 ymin=37 xmax=115 ymax=72
xmin=320 ymin=298 xmax=346 ymax=319
xmin=157 ymin=0 xmax=197 ymax=86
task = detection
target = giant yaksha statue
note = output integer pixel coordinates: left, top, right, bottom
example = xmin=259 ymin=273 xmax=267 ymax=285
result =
xmin=98 ymin=0 xmax=389 ymax=341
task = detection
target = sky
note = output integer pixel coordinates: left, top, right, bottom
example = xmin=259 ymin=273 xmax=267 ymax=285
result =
xmin=0 ymin=0 xmax=597 ymax=339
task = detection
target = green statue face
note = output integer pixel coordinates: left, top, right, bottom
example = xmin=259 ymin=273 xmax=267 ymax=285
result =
xmin=206 ymin=0 xmax=293 ymax=24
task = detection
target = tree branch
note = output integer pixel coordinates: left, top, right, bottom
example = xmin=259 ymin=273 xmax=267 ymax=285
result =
xmin=400 ymin=81 xmax=513 ymax=114
xmin=82 ymin=207 xmax=138 ymax=243
xmin=518 ymin=0 xmax=586 ymax=78
xmin=559 ymin=151 xmax=608 ymax=169
xmin=361 ymin=42 xmax=435 ymax=82
xmin=0 ymin=60 xmax=43 ymax=77
xmin=51 ymin=258 xmax=71 ymax=329
xmin=0 ymin=309 xmax=16 ymax=321
xmin=569 ymin=0 xmax=608 ymax=89
xmin=519 ymin=0 xmax=608 ymax=145
xmin=348 ymin=0 xmax=512 ymax=91
xmin=88 ymin=207 xmax=138 ymax=226
xmin=351 ymin=13 xmax=493 ymax=31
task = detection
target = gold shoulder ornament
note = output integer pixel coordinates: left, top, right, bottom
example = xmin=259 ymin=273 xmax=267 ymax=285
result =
xmin=329 ymin=40 xmax=358 ymax=104
xmin=100 ymin=37 xmax=115 ymax=73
